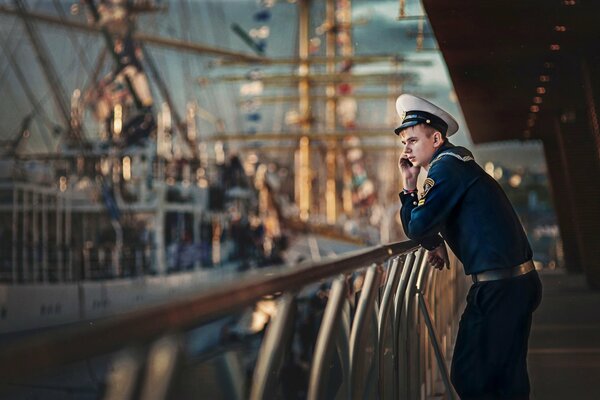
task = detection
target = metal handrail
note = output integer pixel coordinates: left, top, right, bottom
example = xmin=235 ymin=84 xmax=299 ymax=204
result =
xmin=0 ymin=239 xmax=467 ymax=400
xmin=0 ymin=241 xmax=418 ymax=382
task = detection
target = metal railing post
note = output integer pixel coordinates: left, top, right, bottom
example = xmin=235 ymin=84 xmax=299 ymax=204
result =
xmin=349 ymin=264 xmax=382 ymax=399
xmin=377 ymin=256 xmax=402 ymax=400
xmin=0 ymin=240 xmax=469 ymax=400
xmin=425 ymin=266 xmax=438 ymax=396
xmin=408 ymin=249 xmax=428 ymax=399
xmin=139 ymin=335 xmax=182 ymax=400
xmin=398 ymin=248 xmax=424 ymax=398
xmin=102 ymin=349 xmax=144 ymax=400
xmin=308 ymin=276 xmax=350 ymax=400
xmin=250 ymin=293 xmax=297 ymax=400
xmin=389 ymin=251 xmax=416 ymax=399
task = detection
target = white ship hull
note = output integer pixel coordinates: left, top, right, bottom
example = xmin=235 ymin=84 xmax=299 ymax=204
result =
xmin=0 ymin=267 xmax=237 ymax=334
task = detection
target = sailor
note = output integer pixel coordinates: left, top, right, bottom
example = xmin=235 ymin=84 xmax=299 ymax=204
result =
xmin=395 ymin=94 xmax=542 ymax=399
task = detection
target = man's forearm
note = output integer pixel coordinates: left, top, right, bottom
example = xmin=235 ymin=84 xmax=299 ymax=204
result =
xmin=402 ymin=177 xmax=418 ymax=191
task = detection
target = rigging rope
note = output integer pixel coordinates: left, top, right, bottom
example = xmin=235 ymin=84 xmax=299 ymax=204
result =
xmin=178 ymin=0 xmax=193 ymax=104
xmin=213 ymin=1 xmax=240 ymax=133
xmin=52 ymin=0 xmax=94 ymax=91
xmin=200 ymin=1 xmax=231 ymax=133
xmin=0 ymin=26 xmax=57 ymax=150
xmin=0 ymin=17 xmax=20 ymax=86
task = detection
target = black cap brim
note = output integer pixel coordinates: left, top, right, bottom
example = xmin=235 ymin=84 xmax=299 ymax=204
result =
xmin=394 ymin=120 xmax=421 ymax=135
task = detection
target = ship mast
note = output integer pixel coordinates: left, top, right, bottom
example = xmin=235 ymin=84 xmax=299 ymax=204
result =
xmin=3 ymin=0 xmax=416 ymax=234
xmin=325 ymin=0 xmax=337 ymax=224
xmin=207 ymin=0 xmax=415 ymax=226
xmin=297 ymin=0 xmax=311 ymax=222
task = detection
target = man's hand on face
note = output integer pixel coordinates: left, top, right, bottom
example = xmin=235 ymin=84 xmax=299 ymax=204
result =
xmin=398 ymin=153 xmax=420 ymax=189
xmin=427 ymin=243 xmax=450 ymax=270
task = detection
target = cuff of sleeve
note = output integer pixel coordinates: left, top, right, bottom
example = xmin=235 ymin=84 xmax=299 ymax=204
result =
xmin=399 ymin=191 xmax=419 ymax=205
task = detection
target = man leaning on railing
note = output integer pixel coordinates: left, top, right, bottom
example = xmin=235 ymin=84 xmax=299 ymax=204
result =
xmin=394 ymin=94 xmax=543 ymax=400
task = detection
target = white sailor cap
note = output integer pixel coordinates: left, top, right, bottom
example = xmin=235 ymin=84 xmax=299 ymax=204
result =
xmin=394 ymin=94 xmax=459 ymax=137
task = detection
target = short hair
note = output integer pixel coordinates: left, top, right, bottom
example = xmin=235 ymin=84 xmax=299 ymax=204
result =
xmin=401 ymin=123 xmax=441 ymax=138
xmin=422 ymin=124 xmax=438 ymax=137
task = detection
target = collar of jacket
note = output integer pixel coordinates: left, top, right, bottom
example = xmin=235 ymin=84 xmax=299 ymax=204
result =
xmin=429 ymin=140 xmax=455 ymax=164
xmin=428 ymin=140 xmax=475 ymax=167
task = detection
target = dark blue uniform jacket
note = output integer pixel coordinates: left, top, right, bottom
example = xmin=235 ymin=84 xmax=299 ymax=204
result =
xmin=400 ymin=141 xmax=532 ymax=275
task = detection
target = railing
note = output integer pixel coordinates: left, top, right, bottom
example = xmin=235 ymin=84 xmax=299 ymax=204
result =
xmin=0 ymin=182 xmax=251 ymax=284
xmin=0 ymin=240 xmax=468 ymax=399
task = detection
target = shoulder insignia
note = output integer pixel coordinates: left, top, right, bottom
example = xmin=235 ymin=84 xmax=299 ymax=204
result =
xmin=421 ymin=177 xmax=435 ymax=198
xmin=430 ymin=152 xmax=474 ymax=167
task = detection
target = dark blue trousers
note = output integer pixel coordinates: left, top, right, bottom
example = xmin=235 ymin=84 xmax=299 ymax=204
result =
xmin=450 ymin=270 xmax=542 ymax=399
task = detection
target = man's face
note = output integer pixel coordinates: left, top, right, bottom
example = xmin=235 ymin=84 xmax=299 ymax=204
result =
xmin=400 ymin=124 xmax=441 ymax=168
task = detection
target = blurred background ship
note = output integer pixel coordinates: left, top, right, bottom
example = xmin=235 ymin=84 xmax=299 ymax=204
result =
xmin=0 ymin=0 xmax=561 ymax=335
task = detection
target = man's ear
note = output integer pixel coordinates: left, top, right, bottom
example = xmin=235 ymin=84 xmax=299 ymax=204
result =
xmin=433 ymin=131 xmax=444 ymax=147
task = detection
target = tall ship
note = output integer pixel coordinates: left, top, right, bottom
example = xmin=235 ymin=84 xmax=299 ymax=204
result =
xmin=0 ymin=0 xmax=470 ymax=334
